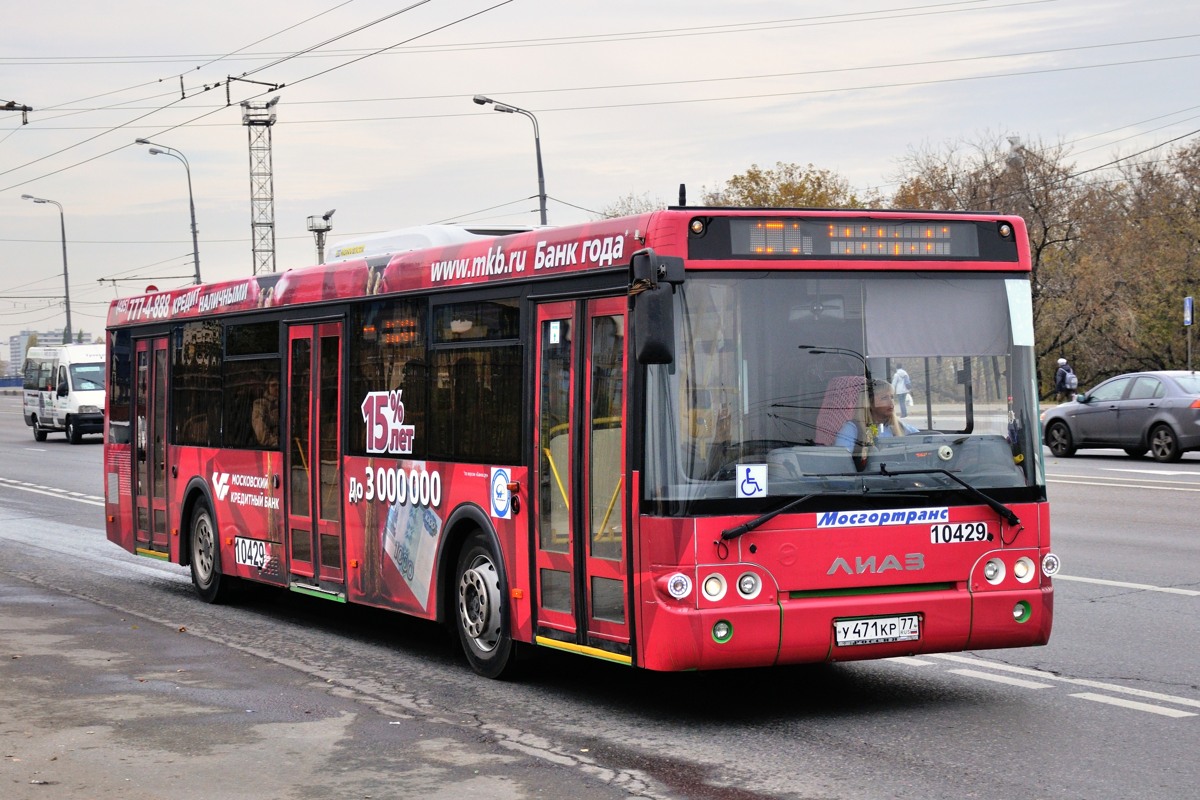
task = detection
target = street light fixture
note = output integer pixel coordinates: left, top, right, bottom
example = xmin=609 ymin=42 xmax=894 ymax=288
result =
xmin=20 ymin=193 xmax=73 ymax=344
xmin=473 ymin=94 xmax=547 ymax=225
xmin=135 ymin=138 xmax=202 ymax=284
xmin=306 ymin=209 xmax=336 ymax=265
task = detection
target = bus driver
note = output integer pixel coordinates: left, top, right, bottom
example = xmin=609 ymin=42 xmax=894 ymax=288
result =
xmin=835 ymin=378 xmax=918 ymax=452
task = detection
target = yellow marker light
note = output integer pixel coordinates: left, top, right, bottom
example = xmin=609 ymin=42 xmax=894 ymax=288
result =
xmin=702 ymin=573 xmax=727 ymax=601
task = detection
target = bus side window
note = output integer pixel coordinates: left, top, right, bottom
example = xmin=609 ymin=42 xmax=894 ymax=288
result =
xmin=58 ymin=365 xmax=69 ymax=396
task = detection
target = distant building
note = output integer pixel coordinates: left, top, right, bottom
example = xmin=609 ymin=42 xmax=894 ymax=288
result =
xmin=6 ymin=329 xmax=95 ymax=376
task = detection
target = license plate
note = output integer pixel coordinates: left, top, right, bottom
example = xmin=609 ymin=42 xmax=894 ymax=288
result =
xmin=834 ymin=614 xmax=920 ymax=646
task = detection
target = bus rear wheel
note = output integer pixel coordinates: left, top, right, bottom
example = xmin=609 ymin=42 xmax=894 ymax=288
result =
xmin=32 ymin=417 xmax=47 ymax=442
xmin=454 ymin=530 xmax=516 ymax=679
xmin=189 ymin=499 xmax=234 ymax=603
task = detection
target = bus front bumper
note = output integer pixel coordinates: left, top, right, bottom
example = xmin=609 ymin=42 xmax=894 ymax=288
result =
xmin=637 ymin=584 xmax=1053 ymax=672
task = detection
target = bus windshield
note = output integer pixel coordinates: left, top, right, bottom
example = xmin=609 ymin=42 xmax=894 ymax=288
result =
xmin=643 ymin=271 xmax=1041 ymax=506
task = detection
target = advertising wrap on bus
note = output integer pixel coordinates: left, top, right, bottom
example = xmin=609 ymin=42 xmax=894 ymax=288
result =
xmin=102 ymin=208 xmax=1057 ymax=679
xmin=23 ymin=343 xmax=106 ymax=444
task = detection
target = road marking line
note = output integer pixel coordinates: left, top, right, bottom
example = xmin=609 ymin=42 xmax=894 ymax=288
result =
xmin=1054 ymin=574 xmax=1200 ymax=597
xmin=0 ymin=477 xmax=104 ymax=507
xmin=931 ymin=654 xmax=1200 ymax=709
xmin=948 ymin=668 xmax=1052 ymax=689
xmin=1048 ymin=478 xmax=1200 ymax=492
xmin=1070 ymin=693 xmax=1197 ymax=718
xmin=1102 ymin=468 xmax=1197 ymax=476
xmin=886 ymin=656 xmax=934 ymax=666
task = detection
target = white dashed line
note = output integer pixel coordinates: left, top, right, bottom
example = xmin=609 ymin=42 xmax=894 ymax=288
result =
xmin=1053 ymin=575 xmax=1200 ymax=597
xmin=947 ymin=668 xmax=1052 ymax=689
xmin=1070 ymin=693 xmax=1197 ymax=718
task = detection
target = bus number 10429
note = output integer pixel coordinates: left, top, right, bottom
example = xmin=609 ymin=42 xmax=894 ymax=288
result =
xmin=929 ymin=522 xmax=990 ymax=543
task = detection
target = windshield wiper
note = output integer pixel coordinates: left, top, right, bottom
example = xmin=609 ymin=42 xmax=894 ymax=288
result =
xmin=875 ymin=465 xmax=1020 ymax=526
xmin=721 ymin=492 xmax=824 ymax=540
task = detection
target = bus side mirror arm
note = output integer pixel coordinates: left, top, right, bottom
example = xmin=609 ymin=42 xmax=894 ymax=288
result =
xmin=629 ymin=249 xmax=684 ymax=365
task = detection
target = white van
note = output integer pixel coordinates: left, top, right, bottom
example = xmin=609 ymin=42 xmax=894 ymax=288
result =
xmin=22 ymin=343 xmax=107 ymax=444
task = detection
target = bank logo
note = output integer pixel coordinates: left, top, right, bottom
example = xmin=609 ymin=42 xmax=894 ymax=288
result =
xmin=491 ymin=467 xmax=511 ymax=519
xmin=212 ymin=472 xmax=230 ymax=501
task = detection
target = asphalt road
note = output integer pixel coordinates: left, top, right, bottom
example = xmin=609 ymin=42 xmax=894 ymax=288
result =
xmin=1 ymin=393 xmax=1197 ymax=800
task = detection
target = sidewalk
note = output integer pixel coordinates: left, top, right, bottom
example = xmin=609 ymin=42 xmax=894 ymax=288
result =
xmin=0 ymin=574 xmax=634 ymax=800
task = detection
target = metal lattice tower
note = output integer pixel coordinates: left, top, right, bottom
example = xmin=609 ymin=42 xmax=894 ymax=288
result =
xmin=241 ymin=97 xmax=279 ymax=274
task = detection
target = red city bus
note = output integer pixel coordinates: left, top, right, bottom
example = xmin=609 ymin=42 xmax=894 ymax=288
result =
xmin=103 ymin=208 xmax=1057 ymax=678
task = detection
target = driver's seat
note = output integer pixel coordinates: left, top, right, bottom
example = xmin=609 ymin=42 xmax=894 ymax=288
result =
xmin=814 ymin=375 xmax=865 ymax=446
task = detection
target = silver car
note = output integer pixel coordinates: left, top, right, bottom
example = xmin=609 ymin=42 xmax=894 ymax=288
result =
xmin=1040 ymin=370 xmax=1200 ymax=462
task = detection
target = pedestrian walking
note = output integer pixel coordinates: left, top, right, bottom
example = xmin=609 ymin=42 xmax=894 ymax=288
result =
xmin=1053 ymin=357 xmax=1078 ymax=402
xmin=891 ymin=364 xmax=912 ymax=418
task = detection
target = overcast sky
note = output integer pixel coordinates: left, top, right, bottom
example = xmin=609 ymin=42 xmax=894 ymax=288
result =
xmin=2 ymin=0 xmax=1197 ymax=352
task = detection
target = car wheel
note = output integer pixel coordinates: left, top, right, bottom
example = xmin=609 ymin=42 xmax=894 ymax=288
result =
xmin=32 ymin=416 xmax=47 ymax=442
xmin=1045 ymin=421 xmax=1076 ymax=457
xmin=1149 ymin=424 xmax=1182 ymax=463
xmin=453 ymin=530 xmax=517 ymax=679
xmin=67 ymin=418 xmax=81 ymax=444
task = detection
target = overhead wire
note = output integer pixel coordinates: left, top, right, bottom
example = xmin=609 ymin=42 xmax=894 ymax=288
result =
xmin=0 ymin=1 xmax=514 ymax=192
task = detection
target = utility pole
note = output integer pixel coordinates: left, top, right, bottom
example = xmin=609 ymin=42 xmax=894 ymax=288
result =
xmin=241 ymin=96 xmax=279 ymax=274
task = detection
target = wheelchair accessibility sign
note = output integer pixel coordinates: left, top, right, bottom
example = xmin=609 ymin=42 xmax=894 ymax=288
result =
xmin=736 ymin=464 xmax=768 ymax=499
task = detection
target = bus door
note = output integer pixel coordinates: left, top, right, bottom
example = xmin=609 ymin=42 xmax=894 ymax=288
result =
xmin=285 ymin=321 xmax=346 ymax=597
xmin=533 ymin=297 xmax=631 ymax=660
xmin=133 ymin=337 xmax=170 ymax=556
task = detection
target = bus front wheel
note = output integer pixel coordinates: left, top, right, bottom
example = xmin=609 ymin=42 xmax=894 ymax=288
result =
xmin=189 ymin=500 xmax=234 ymax=603
xmin=454 ymin=530 xmax=516 ymax=679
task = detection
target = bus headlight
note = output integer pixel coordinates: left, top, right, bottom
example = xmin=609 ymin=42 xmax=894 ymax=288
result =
xmin=1041 ymin=553 xmax=1061 ymax=577
xmin=78 ymin=405 xmax=100 ymax=414
xmin=1013 ymin=557 xmax=1035 ymax=584
xmin=983 ymin=558 xmax=1005 ymax=585
xmin=736 ymin=571 xmax=761 ymax=600
xmin=665 ymin=572 xmax=692 ymax=600
xmin=701 ymin=573 xmax=727 ymax=601
xmin=712 ymin=619 xmax=733 ymax=643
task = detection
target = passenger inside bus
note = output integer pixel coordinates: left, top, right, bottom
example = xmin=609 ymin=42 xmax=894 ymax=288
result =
xmin=252 ymin=376 xmax=281 ymax=448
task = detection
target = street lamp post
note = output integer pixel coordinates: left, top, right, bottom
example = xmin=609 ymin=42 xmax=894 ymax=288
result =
xmin=306 ymin=209 xmax=336 ymax=265
xmin=21 ymin=194 xmax=72 ymax=344
xmin=472 ymin=95 xmax=547 ymax=225
xmin=135 ymin=138 xmax=202 ymax=284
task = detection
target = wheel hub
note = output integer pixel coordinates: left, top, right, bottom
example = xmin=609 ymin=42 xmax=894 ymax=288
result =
xmin=458 ymin=560 xmax=500 ymax=645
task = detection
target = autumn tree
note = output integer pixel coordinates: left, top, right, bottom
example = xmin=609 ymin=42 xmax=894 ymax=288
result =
xmin=701 ymin=161 xmax=878 ymax=208
xmin=1091 ymin=140 xmax=1200 ymax=372
xmin=890 ymin=135 xmax=1100 ymax=394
